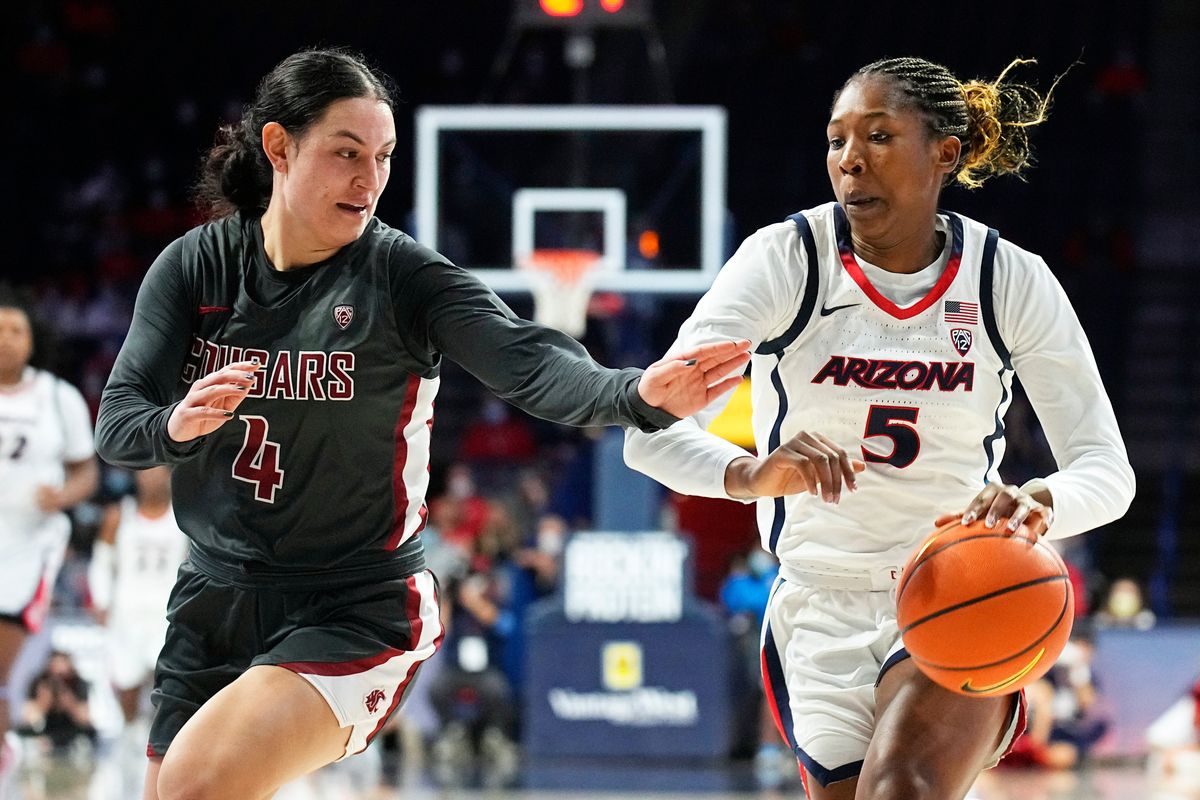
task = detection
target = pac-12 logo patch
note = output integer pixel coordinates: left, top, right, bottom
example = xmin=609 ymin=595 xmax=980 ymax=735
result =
xmin=333 ymin=304 xmax=354 ymax=330
xmin=364 ymin=688 xmax=388 ymax=715
xmin=951 ymin=328 xmax=973 ymax=357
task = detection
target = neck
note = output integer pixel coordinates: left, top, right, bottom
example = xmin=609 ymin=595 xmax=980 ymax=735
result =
xmin=0 ymin=366 xmax=25 ymax=387
xmin=852 ymin=223 xmax=944 ymax=274
xmin=138 ymin=496 xmax=171 ymax=516
xmin=259 ymin=203 xmax=340 ymax=271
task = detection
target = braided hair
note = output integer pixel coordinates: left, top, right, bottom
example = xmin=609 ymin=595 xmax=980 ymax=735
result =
xmin=194 ymin=47 xmax=397 ymax=219
xmin=839 ymin=57 xmax=1059 ymax=189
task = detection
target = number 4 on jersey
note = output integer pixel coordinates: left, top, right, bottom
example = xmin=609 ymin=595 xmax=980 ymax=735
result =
xmin=232 ymin=415 xmax=285 ymax=502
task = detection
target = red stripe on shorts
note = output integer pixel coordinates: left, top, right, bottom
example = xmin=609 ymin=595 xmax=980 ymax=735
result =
xmin=278 ymin=647 xmax=406 ymax=677
xmin=363 ymin=575 xmax=446 ymax=747
xmin=22 ymin=576 xmax=50 ymax=634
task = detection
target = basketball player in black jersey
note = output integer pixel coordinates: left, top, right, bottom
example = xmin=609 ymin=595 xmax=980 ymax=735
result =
xmin=95 ymin=47 xmax=750 ymax=800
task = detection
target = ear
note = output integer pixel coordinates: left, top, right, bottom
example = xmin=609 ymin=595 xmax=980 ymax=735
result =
xmin=261 ymin=122 xmax=291 ymax=174
xmin=935 ymin=135 xmax=962 ymax=176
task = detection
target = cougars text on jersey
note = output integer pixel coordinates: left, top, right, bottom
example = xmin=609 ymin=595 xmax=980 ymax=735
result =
xmin=181 ymin=336 xmax=355 ymax=401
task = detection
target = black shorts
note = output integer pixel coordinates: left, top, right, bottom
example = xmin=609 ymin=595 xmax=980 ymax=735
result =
xmin=150 ymin=560 xmax=442 ymax=759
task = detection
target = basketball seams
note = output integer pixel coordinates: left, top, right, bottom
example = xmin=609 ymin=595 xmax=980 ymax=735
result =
xmin=896 ymin=529 xmax=1060 ymax=606
xmin=905 ymin=578 xmax=1072 ymax=672
xmin=899 ymin=573 xmax=1067 ymax=634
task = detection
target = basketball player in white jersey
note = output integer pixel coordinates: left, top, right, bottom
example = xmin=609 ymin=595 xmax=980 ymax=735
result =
xmin=89 ymin=465 xmax=187 ymax=789
xmin=626 ymin=57 xmax=1135 ymax=800
xmin=0 ymin=295 xmax=98 ymax=788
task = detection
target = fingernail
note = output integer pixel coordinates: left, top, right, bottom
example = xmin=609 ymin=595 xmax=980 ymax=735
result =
xmin=235 ymin=386 xmax=248 ymax=391
xmin=223 ymin=411 xmax=234 ymax=418
xmin=962 ymin=511 xmax=976 ymax=524
xmin=685 ymin=359 xmax=697 ymax=366
xmin=986 ymin=514 xmax=997 ymax=528
xmin=1008 ymin=517 xmax=1020 ymax=531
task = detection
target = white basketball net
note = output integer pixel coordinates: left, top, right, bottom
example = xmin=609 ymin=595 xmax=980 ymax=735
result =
xmin=520 ymin=249 xmax=600 ymax=339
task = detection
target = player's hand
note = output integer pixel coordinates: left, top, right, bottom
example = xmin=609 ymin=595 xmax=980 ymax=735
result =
xmin=167 ymin=361 xmax=263 ymax=443
xmin=934 ymin=482 xmax=1054 ymax=538
xmin=725 ymin=431 xmax=866 ymax=502
xmin=637 ymin=339 xmax=751 ymax=419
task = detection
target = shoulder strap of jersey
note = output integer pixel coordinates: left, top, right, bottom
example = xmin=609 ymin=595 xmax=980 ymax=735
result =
xmin=978 ymin=227 xmax=1012 ymax=370
xmin=755 ymin=212 xmax=820 ymax=355
xmin=42 ymin=369 xmax=68 ymax=434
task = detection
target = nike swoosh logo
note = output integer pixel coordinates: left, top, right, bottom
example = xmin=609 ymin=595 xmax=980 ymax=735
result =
xmin=199 ymin=306 xmax=231 ymax=315
xmin=960 ymin=648 xmax=1046 ymax=695
xmin=819 ymin=303 xmax=860 ymax=316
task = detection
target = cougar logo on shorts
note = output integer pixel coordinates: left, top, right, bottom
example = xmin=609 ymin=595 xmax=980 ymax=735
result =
xmin=951 ymin=328 xmax=973 ymax=357
xmin=333 ymin=304 xmax=354 ymax=330
xmin=364 ymin=688 xmax=388 ymax=715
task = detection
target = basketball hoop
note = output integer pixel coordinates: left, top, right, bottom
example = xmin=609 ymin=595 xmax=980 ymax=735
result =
xmin=519 ymin=248 xmax=601 ymax=338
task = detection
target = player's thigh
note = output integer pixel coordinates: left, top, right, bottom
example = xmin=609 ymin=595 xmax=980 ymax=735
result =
xmin=155 ymin=664 xmax=347 ymax=800
xmin=0 ymin=619 xmax=26 ymax=675
xmin=857 ymin=658 xmax=1013 ymax=800
xmin=807 ymin=775 xmax=859 ymax=800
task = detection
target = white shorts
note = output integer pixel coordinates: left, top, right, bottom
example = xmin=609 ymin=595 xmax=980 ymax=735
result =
xmin=287 ymin=570 xmax=444 ymax=759
xmin=0 ymin=517 xmax=69 ymax=632
xmin=107 ymin=614 xmax=169 ymax=691
xmin=760 ymin=574 xmax=1024 ymax=787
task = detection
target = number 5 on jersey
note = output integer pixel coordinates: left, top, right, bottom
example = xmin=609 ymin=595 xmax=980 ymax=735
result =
xmin=862 ymin=405 xmax=921 ymax=469
xmin=233 ymin=415 xmax=285 ymax=502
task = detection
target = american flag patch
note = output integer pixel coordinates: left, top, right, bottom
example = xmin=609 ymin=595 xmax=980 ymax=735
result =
xmin=944 ymin=301 xmax=979 ymax=325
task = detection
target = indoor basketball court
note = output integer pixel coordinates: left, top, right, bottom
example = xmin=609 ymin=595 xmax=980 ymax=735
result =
xmin=6 ymin=1 xmax=1199 ymax=800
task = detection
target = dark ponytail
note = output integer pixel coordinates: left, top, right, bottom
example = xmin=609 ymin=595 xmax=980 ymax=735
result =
xmin=195 ymin=47 xmax=397 ymax=219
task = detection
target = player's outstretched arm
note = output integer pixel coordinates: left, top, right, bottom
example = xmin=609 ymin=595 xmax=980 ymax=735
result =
xmin=636 ymin=339 xmax=751 ymax=419
xmin=725 ymin=430 xmax=865 ymax=503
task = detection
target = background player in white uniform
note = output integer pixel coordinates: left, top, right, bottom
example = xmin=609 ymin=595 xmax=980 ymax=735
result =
xmin=89 ymin=465 xmax=187 ymax=793
xmin=0 ymin=293 xmax=98 ymax=786
xmin=626 ymin=57 xmax=1135 ymax=800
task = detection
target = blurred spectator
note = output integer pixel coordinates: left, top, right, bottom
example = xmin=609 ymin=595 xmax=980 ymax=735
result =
xmin=428 ymin=567 xmax=520 ymax=789
xmin=1146 ymin=675 xmax=1200 ymax=795
xmin=459 ymin=398 xmax=537 ymax=467
xmin=428 ymin=504 xmax=566 ymax=788
xmin=430 ymin=464 xmax=490 ymax=552
xmin=16 ymin=652 xmax=96 ymax=757
xmin=1095 ymin=577 xmax=1156 ymax=630
xmin=1006 ymin=626 xmax=1110 ymax=770
xmin=718 ymin=549 xmax=795 ymax=790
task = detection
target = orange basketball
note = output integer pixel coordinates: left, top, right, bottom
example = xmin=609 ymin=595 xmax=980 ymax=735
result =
xmin=895 ymin=519 xmax=1074 ymax=697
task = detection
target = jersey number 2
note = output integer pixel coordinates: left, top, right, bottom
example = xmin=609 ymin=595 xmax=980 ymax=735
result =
xmin=232 ymin=415 xmax=285 ymax=503
xmin=861 ymin=405 xmax=920 ymax=468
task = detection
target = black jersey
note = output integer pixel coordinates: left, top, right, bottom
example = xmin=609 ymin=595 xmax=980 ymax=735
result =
xmin=96 ymin=214 xmax=675 ymax=576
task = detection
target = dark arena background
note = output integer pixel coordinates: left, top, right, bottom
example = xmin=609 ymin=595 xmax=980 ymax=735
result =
xmin=5 ymin=1 xmax=1199 ymax=798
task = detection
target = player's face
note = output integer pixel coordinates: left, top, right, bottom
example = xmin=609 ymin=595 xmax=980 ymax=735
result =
xmin=826 ymin=76 xmax=957 ymax=245
xmin=0 ymin=308 xmax=34 ymax=376
xmin=280 ymin=97 xmax=396 ymax=249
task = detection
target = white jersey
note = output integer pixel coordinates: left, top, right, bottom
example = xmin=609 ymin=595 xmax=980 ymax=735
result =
xmin=0 ymin=367 xmax=94 ymax=542
xmin=110 ymin=496 xmax=189 ymax=622
xmin=626 ymin=202 xmax=1134 ymax=574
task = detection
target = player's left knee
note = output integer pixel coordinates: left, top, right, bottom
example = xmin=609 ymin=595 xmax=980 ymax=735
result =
xmin=857 ymin=768 xmax=941 ymax=800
